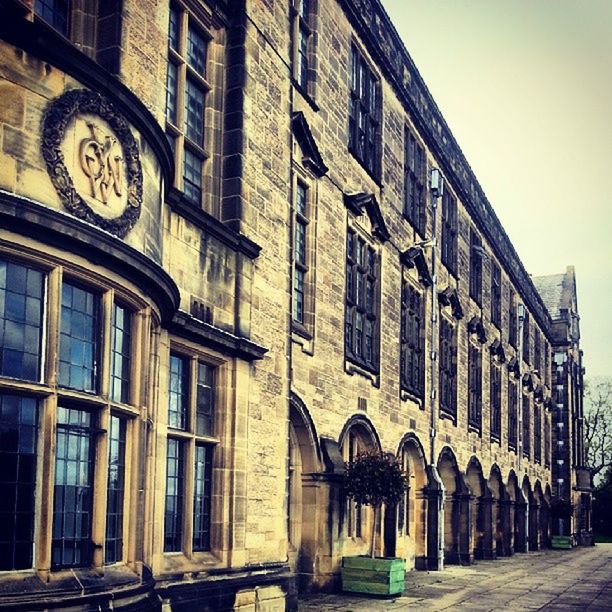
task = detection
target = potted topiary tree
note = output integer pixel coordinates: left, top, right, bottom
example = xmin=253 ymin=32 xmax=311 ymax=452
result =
xmin=550 ymin=497 xmax=574 ymax=549
xmin=341 ymin=450 xmax=408 ymax=596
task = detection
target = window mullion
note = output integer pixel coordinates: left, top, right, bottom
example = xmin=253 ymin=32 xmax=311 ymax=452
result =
xmin=92 ymin=407 xmax=110 ymax=569
xmin=183 ymin=438 xmax=195 ymax=557
xmin=45 ymin=266 xmax=62 ymax=387
xmin=100 ymin=289 xmax=114 ymax=400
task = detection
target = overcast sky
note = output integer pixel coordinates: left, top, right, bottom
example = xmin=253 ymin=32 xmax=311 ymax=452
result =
xmin=381 ymin=0 xmax=612 ymax=379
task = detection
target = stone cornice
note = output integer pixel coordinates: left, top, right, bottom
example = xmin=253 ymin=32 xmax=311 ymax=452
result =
xmin=167 ymin=189 xmax=262 ymax=259
xmin=340 ymin=0 xmax=552 ymax=336
xmin=169 ymin=311 xmax=268 ymax=362
xmin=0 ymin=191 xmax=180 ymax=323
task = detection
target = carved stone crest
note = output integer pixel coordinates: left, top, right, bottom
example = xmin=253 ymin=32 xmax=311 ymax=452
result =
xmin=41 ymin=89 xmax=143 ymax=238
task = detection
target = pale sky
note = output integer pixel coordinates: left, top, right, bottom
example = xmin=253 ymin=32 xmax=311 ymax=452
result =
xmin=381 ymin=0 xmax=612 ymax=379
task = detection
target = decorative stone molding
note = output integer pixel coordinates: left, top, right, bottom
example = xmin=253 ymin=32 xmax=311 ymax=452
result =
xmin=41 ymin=89 xmax=143 ymax=238
xmin=400 ymin=246 xmax=433 ymax=287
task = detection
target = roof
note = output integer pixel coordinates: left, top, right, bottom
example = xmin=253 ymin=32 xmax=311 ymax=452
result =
xmin=532 ymin=267 xmax=576 ymax=320
xmin=532 ymin=274 xmax=565 ymax=318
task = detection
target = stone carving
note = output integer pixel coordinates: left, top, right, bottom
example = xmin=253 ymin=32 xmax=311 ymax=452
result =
xmin=41 ymin=89 xmax=143 ymax=238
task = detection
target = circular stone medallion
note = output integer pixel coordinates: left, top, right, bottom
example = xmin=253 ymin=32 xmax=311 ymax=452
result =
xmin=41 ymin=89 xmax=143 ymax=238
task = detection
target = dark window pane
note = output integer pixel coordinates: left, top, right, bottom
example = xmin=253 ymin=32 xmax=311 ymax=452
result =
xmin=52 ymin=407 xmax=93 ymax=569
xmin=105 ymin=416 xmax=126 ymax=564
xmin=168 ymin=5 xmax=180 ymax=51
xmin=196 ymin=363 xmax=214 ymax=436
xmin=187 ymin=23 xmax=207 ymax=77
xmin=0 ymin=260 xmax=44 ymax=382
xmin=34 ymin=0 xmax=69 ymax=36
xmin=58 ymin=283 xmax=98 ymax=392
xmin=111 ymin=304 xmax=131 ymax=404
xmin=184 ymin=78 xmax=205 ymax=144
xmin=193 ymin=444 xmax=213 ymax=551
xmin=164 ymin=439 xmax=184 ymax=552
xmin=168 ymin=354 xmax=188 ymax=430
xmin=166 ymin=61 xmax=178 ymax=124
xmin=0 ymin=395 xmax=38 ymax=571
xmin=183 ymin=149 xmax=203 ymax=205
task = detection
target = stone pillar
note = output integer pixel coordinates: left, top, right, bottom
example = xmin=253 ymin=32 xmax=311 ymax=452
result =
xmin=422 ymin=465 xmax=444 ymax=571
xmin=456 ymin=473 xmax=474 ymax=565
xmin=540 ymin=501 xmax=551 ymax=548
xmin=476 ymin=488 xmax=496 ymax=560
xmin=501 ymin=499 xmax=515 ymax=556
xmin=529 ymin=501 xmax=540 ymax=551
xmin=317 ymin=438 xmax=346 ymax=592
xmin=514 ymin=492 xmax=528 ymax=553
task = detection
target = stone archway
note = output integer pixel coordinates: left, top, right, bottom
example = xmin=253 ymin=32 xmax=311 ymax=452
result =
xmin=488 ymin=465 xmax=506 ymax=557
xmin=467 ymin=457 xmax=494 ymax=560
xmin=287 ymin=397 xmax=322 ymax=593
xmin=537 ymin=482 xmax=551 ymax=548
xmin=438 ymin=447 xmax=472 ymax=565
xmin=396 ymin=433 xmax=428 ymax=570
xmin=508 ymin=471 xmax=527 ymax=553
xmin=339 ymin=415 xmax=382 ymax=558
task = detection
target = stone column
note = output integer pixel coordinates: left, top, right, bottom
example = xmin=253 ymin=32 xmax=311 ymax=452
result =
xmin=501 ymin=499 xmax=515 ymax=556
xmin=317 ymin=438 xmax=346 ymax=592
xmin=423 ymin=465 xmax=444 ymax=571
xmin=514 ymin=492 xmax=528 ymax=553
xmin=476 ymin=488 xmax=496 ymax=560
xmin=529 ymin=501 xmax=540 ymax=551
xmin=455 ymin=474 xmax=474 ymax=565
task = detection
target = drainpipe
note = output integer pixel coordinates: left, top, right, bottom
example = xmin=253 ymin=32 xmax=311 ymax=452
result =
xmin=428 ymin=168 xmax=445 ymax=570
xmin=517 ymin=303 xmax=525 ymax=474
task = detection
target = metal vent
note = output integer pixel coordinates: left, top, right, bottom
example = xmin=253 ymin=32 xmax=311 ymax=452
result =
xmin=357 ymin=397 xmax=367 ymax=411
xmin=409 ymin=418 xmax=416 ymax=430
xmin=446 ymin=434 xmax=451 ymax=443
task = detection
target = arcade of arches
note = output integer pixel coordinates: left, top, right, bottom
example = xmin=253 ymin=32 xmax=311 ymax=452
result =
xmin=287 ymin=397 xmax=553 ymax=592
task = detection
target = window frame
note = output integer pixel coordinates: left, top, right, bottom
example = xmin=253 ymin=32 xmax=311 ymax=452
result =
xmin=490 ymin=358 xmax=502 ymax=442
xmin=508 ymin=377 xmax=518 ymax=452
xmin=491 ymin=262 xmax=501 ymax=328
xmin=467 ymin=342 xmax=482 ymax=433
xmin=400 ymin=279 xmax=425 ymax=399
xmin=164 ymin=346 xmax=220 ymax=558
xmin=441 ymin=189 xmax=457 ymax=275
xmin=290 ymin=0 xmax=317 ymax=98
xmin=0 ymin=251 xmax=145 ymax=575
xmin=403 ymin=126 xmax=427 ymax=236
xmin=348 ymin=44 xmax=381 ymax=180
xmin=439 ymin=316 xmax=457 ymax=421
xmin=165 ymin=3 xmax=216 ymax=211
xmin=344 ymin=226 xmax=380 ymax=374
xmin=522 ymin=394 xmax=531 ymax=460
xmin=469 ymin=229 xmax=483 ymax=305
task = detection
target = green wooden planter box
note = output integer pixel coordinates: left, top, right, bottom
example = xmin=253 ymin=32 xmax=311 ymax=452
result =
xmin=551 ymin=535 xmax=573 ymax=549
xmin=341 ymin=556 xmax=406 ymax=596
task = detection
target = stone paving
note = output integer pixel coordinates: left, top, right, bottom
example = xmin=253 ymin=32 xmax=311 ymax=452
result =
xmin=299 ymin=544 xmax=612 ymax=611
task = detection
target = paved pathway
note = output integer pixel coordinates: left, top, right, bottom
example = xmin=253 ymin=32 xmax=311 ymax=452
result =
xmin=299 ymin=544 xmax=612 ymax=611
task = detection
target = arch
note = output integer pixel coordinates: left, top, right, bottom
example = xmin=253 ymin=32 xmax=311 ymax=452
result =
xmin=287 ymin=395 xmax=322 ymax=592
xmin=437 ymin=447 xmax=471 ymax=564
xmin=535 ymin=481 xmax=550 ymax=548
xmin=488 ymin=464 xmax=506 ymax=556
xmin=523 ymin=475 xmax=539 ymax=551
xmin=395 ymin=433 xmax=428 ymax=568
xmin=289 ymin=393 xmax=321 ymax=474
xmin=338 ymin=413 xmax=382 ymax=453
xmin=509 ymin=471 xmax=527 ymax=553
xmin=339 ymin=415 xmax=382 ymax=557
xmin=466 ymin=457 xmax=493 ymax=560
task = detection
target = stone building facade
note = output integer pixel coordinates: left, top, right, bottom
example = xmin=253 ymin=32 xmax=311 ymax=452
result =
xmin=533 ymin=268 xmax=592 ymax=545
xmin=0 ymin=0 xmax=589 ymax=610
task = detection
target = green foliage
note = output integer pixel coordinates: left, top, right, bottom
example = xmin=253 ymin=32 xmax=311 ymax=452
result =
xmin=344 ymin=450 xmax=408 ymax=509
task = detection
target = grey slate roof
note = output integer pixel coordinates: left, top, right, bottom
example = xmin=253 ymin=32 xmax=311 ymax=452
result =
xmin=532 ymin=271 xmax=569 ymax=319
